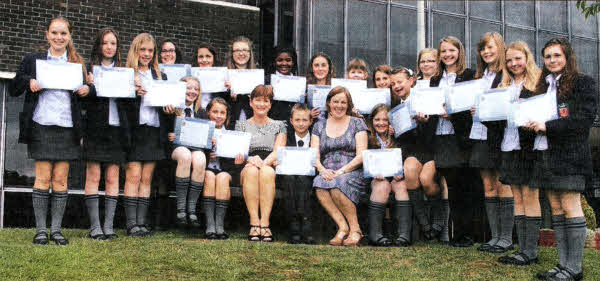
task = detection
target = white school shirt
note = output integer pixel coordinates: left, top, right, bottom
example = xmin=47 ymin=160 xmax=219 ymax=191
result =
xmin=533 ymin=74 xmax=560 ymax=151
xmin=295 ymin=132 xmax=310 ymax=148
xmin=435 ymin=71 xmax=456 ymax=135
xmin=469 ymin=68 xmax=496 ymax=140
xmin=500 ymin=80 xmax=525 ymax=152
xmin=100 ymin=62 xmax=121 ymax=127
xmin=138 ymin=70 xmax=160 ymax=127
xmin=32 ymin=50 xmax=73 ymax=127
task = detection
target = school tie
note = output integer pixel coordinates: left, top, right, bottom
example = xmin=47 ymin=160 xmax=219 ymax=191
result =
xmin=297 ymin=140 xmax=304 ymax=147
xmin=184 ymin=108 xmax=192 ymax=118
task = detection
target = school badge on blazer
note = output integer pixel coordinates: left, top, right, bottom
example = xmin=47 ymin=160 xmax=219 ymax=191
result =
xmin=558 ymin=102 xmax=569 ymax=118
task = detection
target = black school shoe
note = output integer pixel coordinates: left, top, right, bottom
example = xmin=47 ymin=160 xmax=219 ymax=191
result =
xmin=537 ymin=264 xmax=565 ymax=280
xmin=498 ymin=252 xmax=538 ymax=266
xmin=32 ymin=231 xmax=49 ymax=245
xmin=450 ymin=235 xmax=474 ymax=248
xmin=288 ymin=234 xmax=302 ymax=244
xmin=50 ymin=231 xmax=69 ymax=246
xmin=477 ymin=242 xmax=494 ymax=252
xmin=489 ymin=243 xmax=514 ymax=254
xmin=544 ymin=267 xmax=583 ymax=281
xmin=368 ymin=237 xmax=392 ymax=247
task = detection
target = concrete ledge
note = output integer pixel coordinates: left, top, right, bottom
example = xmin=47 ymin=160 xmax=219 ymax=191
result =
xmin=186 ymin=0 xmax=260 ymax=11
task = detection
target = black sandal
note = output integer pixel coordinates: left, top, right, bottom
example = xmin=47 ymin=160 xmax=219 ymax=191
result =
xmin=536 ymin=264 xmax=565 ymax=280
xmin=368 ymin=236 xmax=392 ymax=247
xmin=88 ymin=232 xmax=107 ymax=240
xmin=248 ymin=225 xmax=261 ymax=242
xmin=205 ymin=232 xmax=218 ymax=240
xmin=497 ymin=252 xmax=538 ymax=266
xmin=546 ymin=267 xmax=583 ymax=281
xmin=261 ymin=227 xmax=274 ymax=243
xmin=50 ymin=231 xmax=69 ymax=246
xmin=394 ymin=237 xmax=411 ymax=247
xmin=489 ymin=243 xmax=514 ymax=254
xmin=104 ymin=233 xmax=119 ymax=240
xmin=33 ymin=231 xmax=48 ymax=245
xmin=217 ymin=232 xmax=229 ymax=240
xmin=477 ymin=242 xmax=494 ymax=252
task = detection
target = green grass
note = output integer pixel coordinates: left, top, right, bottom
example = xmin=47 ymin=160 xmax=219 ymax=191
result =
xmin=1 ymin=228 xmax=599 ymax=280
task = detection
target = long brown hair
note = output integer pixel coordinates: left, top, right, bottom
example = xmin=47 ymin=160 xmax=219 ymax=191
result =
xmin=499 ymin=41 xmax=540 ymax=92
xmin=307 ymin=52 xmax=336 ymax=85
xmin=475 ymin=32 xmax=506 ymax=78
xmin=372 ymin=64 xmax=392 ymax=86
xmin=367 ymin=104 xmax=397 ymax=149
xmin=325 ymin=86 xmax=357 ymax=117
xmin=90 ymin=27 xmax=122 ymax=67
xmin=433 ymin=36 xmax=467 ymax=79
xmin=47 ymin=17 xmax=86 ymax=74
xmin=207 ymin=97 xmax=231 ymax=128
xmin=534 ymin=38 xmax=579 ymax=98
xmin=125 ymin=33 xmax=162 ymax=79
xmin=226 ymin=36 xmax=256 ymax=69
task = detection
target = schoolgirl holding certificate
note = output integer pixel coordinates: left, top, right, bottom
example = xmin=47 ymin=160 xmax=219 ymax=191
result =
xmin=528 ymin=38 xmax=597 ymax=281
xmin=267 ymin=46 xmax=299 ymax=122
xmin=194 ymin=43 xmax=228 ymax=109
xmin=416 ymin=48 xmax=438 ymax=81
xmin=12 ymin=17 xmax=90 ymax=245
xmin=203 ymin=98 xmax=241 ymax=240
xmin=121 ymin=33 xmax=170 ymax=237
xmin=494 ymin=41 xmax=542 ymax=266
xmin=471 ymin=32 xmax=515 ymax=254
xmin=227 ymin=36 xmax=258 ymax=126
xmin=83 ymin=27 xmax=127 ymax=240
xmin=366 ymin=104 xmax=411 ymax=247
xmin=421 ymin=36 xmax=476 ymax=248
xmin=165 ymin=76 xmax=208 ymax=229
xmin=373 ymin=65 xmax=392 ymax=89
xmin=306 ymin=53 xmax=336 ymax=120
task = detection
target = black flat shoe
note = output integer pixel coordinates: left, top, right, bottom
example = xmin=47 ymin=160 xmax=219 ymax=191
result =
xmin=424 ymin=226 xmax=441 ymax=242
xmin=537 ymin=264 xmax=565 ymax=280
xmin=303 ymin=235 xmax=316 ymax=245
xmin=175 ymin=214 xmax=188 ymax=228
xmin=104 ymin=233 xmax=119 ymax=240
xmin=489 ymin=244 xmax=514 ymax=254
xmin=205 ymin=232 xmax=218 ymax=240
xmin=497 ymin=252 xmax=538 ymax=266
xmin=368 ymin=236 xmax=392 ymax=247
xmin=451 ymin=235 xmax=474 ymax=248
xmin=477 ymin=242 xmax=494 ymax=252
xmin=188 ymin=214 xmax=201 ymax=229
xmin=394 ymin=237 xmax=411 ymax=247
xmin=127 ymin=226 xmax=144 ymax=237
xmin=138 ymin=226 xmax=152 ymax=237
xmin=217 ymin=232 xmax=229 ymax=240
xmin=88 ymin=233 xmax=107 ymax=240
xmin=289 ymin=234 xmax=302 ymax=244
xmin=50 ymin=232 xmax=69 ymax=246
xmin=546 ymin=267 xmax=583 ymax=281
xmin=33 ymin=231 xmax=48 ymax=245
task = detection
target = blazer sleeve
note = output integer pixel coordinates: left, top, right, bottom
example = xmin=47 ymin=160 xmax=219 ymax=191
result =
xmin=11 ymin=54 xmax=36 ymax=97
xmin=545 ymin=75 xmax=598 ymax=138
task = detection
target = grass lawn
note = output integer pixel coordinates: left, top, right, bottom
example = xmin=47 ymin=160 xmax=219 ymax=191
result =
xmin=1 ymin=228 xmax=599 ymax=280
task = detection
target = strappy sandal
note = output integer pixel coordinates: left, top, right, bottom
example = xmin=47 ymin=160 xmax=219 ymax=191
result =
xmin=489 ymin=243 xmax=514 ymax=254
xmin=477 ymin=242 xmax=495 ymax=252
xmin=261 ymin=227 xmax=275 ymax=243
xmin=247 ymin=225 xmax=261 ymax=242
xmin=368 ymin=236 xmax=392 ymax=247
xmin=205 ymin=232 xmax=218 ymax=240
xmin=33 ymin=231 xmax=49 ymax=245
xmin=536 ymin=264 xmax=565 ymax=280
xmin=497 ymin=252 xmax=538 ymax=266
xmin=395 ymin=236 xmax=411 ymax=247
xmin=546 ymin=267 xmax=583 ymax=281
xmin=343 ymin=231 xmax=363 ymax=246
xmin=217 ymin=232 xmax=229 ymax=240
xmin=328 ymin=230 xmax=348 ymax=246
xmin=50 ymin=231 xmax=69 ymax=246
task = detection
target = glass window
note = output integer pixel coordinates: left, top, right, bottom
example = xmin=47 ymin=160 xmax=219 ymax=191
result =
xmin=570 ymin=1 xmax=599 ymax=39
xmin=572 ymin=38 xmax=599 ymax=76
xmin=505 ymin=1 xmax=535 ymax=27
xmin=504 ymin=27 xmax=536 ymax=60
xmin=469 ymin=21 xmax=502 ymax=68
xmin=392 ymin=0 xmax=416 ymax=7
xmin=469 ymin=1 xmax=501 ymax=21
xmin=3 ymin=91 xmax=35 ymax=187
xmin=347 ymin=0 xmax=388 ymax=77
xmin=391 ymin=6 xmax=418 ymax=70
xmin=432 ymin=14 xmax=465 ymax=48
xmin=432 ymin=1 xmax=465 ymax=15
xmin=540 ymin=0 xmax=568 ymax=33
xmin=312 ymin=0 xmax=345 ymax=79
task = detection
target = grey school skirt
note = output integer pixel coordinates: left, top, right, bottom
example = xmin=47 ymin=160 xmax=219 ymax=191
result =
xmin=27 ymin=122 xmax=80 ymax=161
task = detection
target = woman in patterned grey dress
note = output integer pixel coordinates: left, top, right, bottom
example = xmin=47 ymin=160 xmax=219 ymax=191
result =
xmin=236 ymin=85 xmax=287 ymax=242
xmin=312 ymin=86 xmax=369 ymax=246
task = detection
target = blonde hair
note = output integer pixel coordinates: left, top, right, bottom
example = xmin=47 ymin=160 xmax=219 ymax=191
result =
xmin=47 ymin=17 xmax=87 ymax=75
xmin=125 ymin=33 xmax=161 ymax=79
xmin=434 ymin=36 xmax=467 ymax=78
xmin=178 ymin=76 xmax=202 ymax=116
xmin=416 ymin=48 xmax=437 ymax=79
xmin=475 ymin=32 xmax=506 ymax=78
xmin=227 ymin=36 xmax=256 ymax=69
xmin=499 ymin=41 xmax=540 ymax=92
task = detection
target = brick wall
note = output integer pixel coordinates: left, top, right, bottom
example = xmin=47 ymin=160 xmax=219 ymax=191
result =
xmin=0 ymin=0 xmax=261 ymax=73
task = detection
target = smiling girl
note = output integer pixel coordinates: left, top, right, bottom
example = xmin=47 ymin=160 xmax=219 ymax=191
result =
xmin=267 ymin=46 xmax=299 ymax=122
xmin=306 ymin=53 xmax=336 ymax=120
xmin=227 ymin=36 xmax=257 ymax=126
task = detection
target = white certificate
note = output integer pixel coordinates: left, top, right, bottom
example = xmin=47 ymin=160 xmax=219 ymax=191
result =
xmin=159 ymin=64 xmax=191 ymax=82
xmin=191 ymin=67 xmax=228 ymax=94
xmin=36 ymin=59 xmax=83 ymax=90
xmin=271 ymin=74 xmax=307 ymax=103
xmin=507 ymin=93 xmax=558 ymax=128
xmin=276 ymin=147 xmax=317 ymax=176
xmin=445 ymin=79 xmax=486 ymax=114
xmin=331 ymin=78 xmax=367 ymax=96
xmin=306 ymin=85 xmax=331 ymax=109
xmin=173 ymin=117 xmax=215 ymax=150
xmin=351 ymin=88 xmax=391 ymax=115
xmin=389 ymin=102 xmax=416 ymax=137
xmin=141 ymin=80 xmax=186 ymax=108
xmin=228 ymin=69 xmax=265 ymax=95
xmin=362 ymin=149 xmax=404 ymax=178
xmin=409 ymin=87 xmax=446 ymax=116
xmin=473 ymin=88 xmax=515 ymax=122
xmin=215 ymin=130 xmax=252 ymax=158
xmin=92 ymin=66 xmax=135 ymax=98
xmin=414 ymin=80 xmax=430 ymax=89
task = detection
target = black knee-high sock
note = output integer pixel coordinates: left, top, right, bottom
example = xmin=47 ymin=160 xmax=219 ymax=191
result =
xmin=514 ymin=215 xmax=526 ymax=252
xmin=32 ymin=189 xmax=49 ymax=233
xmin=124 ymin=196 xmax=138 ymax=230
xmin=368 ymin=201 xmax=387 ymax=243
xmin=522 ymin=216 xmax=541 ymax=259
xmin=203 ymin=197 xmax=216 ymax=234
xmin=50 ymin=191 xmax=68 ymax=234
xmin=484 ymin=197 xmax=500 ymax=245
xmin=85 ymin=194 xmax=103 ymax=236
xmin=496 ymin=197 xmax=514 ymax=247
xmin=215 ymin=199 xmax=229 ymax=234
xmin=429 ymin=196 xmax=444 ymax=230
xmin=187 ymin=181 xmax=204 ymax=219
xmin=103 ymin=195 xmax=118 ymax=235
xmin=175 ymin=177 xmax=190 ymax=218
xmin=395 ymin=200 xmax=412 ymax=242
xmin=552 ymin=215 xmax=567 ymax=267
xmin=439 ymin=199 xmax=450 ymax=242
xmin=408 ymin=189 xmax=430 ymax=231
xmin=564 ymin=216 xmax=586 ymax=274
xmin=136 ymin=197 xmax=150 ymax=229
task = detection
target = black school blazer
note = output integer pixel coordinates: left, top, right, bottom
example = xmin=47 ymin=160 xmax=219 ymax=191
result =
xmin=422 ymin=68 xmax=476 ymax=150
xmin=10 ymin=52 xmax=89 ymax=144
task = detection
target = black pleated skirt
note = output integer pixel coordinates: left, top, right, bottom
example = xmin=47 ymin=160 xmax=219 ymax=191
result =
xmin=469 ymin=140 xmax=495 ymax=169
xmin=498 ymin=150 xmax=532 ymax=186
xmin=84 ymin=125 xmax=126 ymax=163
xmin=529 ymin=150 xmax=586 ymax=192
xmin=27 ymin=122 xmax=80 ymax=161
xmin=433 ymin=135 xmax=466 ymax=169
xmin=402 ymin=143 xmax=434 ymax=164
xmin=127 ymin=125 xmax=165 ymax=162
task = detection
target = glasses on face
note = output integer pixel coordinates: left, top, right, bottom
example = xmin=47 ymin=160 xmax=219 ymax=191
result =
xmin=161 ymin=49 xmax=175 ymax=54
xmin=233 ymin=49 xmax=250 ymax=54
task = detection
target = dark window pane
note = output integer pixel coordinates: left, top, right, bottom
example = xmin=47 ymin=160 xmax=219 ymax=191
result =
xmin=432 ymin=1 xmax=465 ymax=15
xmin=469 ymin=1 xmax=500 ymax=21
xmin=540 ymin=0 xmax=568 ymax=33
xmin=3 ymin=87 xmax=35 ymax=186
xmin=570 ymin=1 xmax=598 ymax=39
xmin=348 ymin=0 xmax=388 ymax=76
xmin=572 ymin=38 xmax=599 ymax=76
xmin=432 ymin=14 xmax=465 ymax=48
xmin=313 ymin=0 xmax=345 ymax=79
xmin=392 ymin=0 xmax=416 ymax=7
xmin=469 ymin=21 xmax=502 ymax=68
xmin=504 ymin=27 xmax=536 ymax=60
xmin=538 ymin=31 xmax=568 ymax=65
xmin=391 ymin=6 xmax=418 ymax=70
xmin=505 ymin=0 xmax=535 ymax=27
